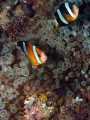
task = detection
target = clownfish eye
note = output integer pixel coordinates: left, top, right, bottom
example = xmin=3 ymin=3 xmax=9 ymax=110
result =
xmin=38 ymin=54 xmax=41 ymax=57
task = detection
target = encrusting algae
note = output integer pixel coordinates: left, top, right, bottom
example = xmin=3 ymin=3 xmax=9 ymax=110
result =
xmin=0 ymin=0 xmax=90 ymax=119
xmin=39 ymin=93 xmax=47 ymax=101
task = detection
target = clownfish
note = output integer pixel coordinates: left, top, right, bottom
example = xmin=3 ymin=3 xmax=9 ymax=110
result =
xmin=17 ymin=41 xmax=47 ymax=65
xmin=53 ymin=2 xmax=79 ymax=28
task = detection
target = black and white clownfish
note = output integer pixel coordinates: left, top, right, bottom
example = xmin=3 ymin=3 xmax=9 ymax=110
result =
xmin=53 ymin=2 xmax=79 ymax=28
xmin=17 ymin=41 xmax=47 ymax=65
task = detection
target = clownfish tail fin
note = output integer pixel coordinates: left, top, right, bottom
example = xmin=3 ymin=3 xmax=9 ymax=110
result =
xmin=52 ymin=19 xmax=59 ymax=28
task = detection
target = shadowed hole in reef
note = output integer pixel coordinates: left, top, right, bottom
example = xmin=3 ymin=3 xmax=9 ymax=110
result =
xmin=85 ymin=98 xmax=89 ymax=103
xmin=21 ymin=3 xmax=35 ymax=18
xmin=0 ymin=30 xmax=2 ymax=35
xmin=0 ymin=66 xmax=2 ymax=71
xmin=0 ymin=42 xmax=3 ymax=52
xmin=86 ymin=65 xmax=90 ymax=74
xmin=10 ymin=48 xmax=21 ymax=68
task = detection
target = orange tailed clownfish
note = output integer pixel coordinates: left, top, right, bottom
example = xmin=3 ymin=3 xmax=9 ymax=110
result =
xmin=53 ymin=2 xmax=79 ymax=28
xmin=17 ymin=41 xmax=47 ymax=65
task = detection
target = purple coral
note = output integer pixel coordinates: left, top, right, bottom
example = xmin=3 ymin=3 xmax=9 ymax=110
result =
xmin=24 ymin=106 xmax=42 ymax=120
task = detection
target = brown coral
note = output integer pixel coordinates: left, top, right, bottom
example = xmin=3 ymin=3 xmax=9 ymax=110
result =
xmin=4 ymin=16 xmax=28 ymax=41
xmin=59 ymin=102 xmax=89 ymax=120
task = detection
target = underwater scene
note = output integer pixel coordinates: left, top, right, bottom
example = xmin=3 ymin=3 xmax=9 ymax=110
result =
xmin=0 ymin=0 xmax=90 ymax=119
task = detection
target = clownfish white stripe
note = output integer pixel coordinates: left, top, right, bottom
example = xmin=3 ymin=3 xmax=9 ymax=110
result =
xmin=65 ymin=3 xmax=75 ymax=18
xmin=57 ymin=9 xmax=68 ymax=24
xmin=32 ymin=45 xmax=41 ymax=64
xmin=23 ymin=42 xmax=28 ymax=56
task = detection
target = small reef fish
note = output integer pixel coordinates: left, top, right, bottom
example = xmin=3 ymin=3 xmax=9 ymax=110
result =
xmin=17 ymin=41 xmax=47 ymax=65
xmin=53 ymin=2 xmax=79 ymax=28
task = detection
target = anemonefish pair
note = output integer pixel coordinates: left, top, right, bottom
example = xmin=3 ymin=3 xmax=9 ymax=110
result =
xmin=53 ymin=2 xmax=79 ymax=28
xmin=17 ymin=41 xmax=47 ymax=65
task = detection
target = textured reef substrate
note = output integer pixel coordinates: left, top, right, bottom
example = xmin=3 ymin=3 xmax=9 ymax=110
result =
xmin=0 ymin=0 xmax=90 ymax=119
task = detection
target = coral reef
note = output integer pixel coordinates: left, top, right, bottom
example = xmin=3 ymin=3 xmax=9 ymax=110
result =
xmin=4 ymin=16 xmax=28 ymax=41
xmin=0 ymin=0 xmax=90 ymax=119
xmin=57 ymin=101 xmax=88 ymax=120
xmin=60 ymin=102 xmax=88 ymax=120
xmin=21 ymin=3 xmax=35 ymax=18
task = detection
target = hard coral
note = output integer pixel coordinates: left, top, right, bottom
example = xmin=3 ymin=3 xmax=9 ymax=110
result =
xmin=4 ymin=16 xmax=28 ymax=41
xmin=24 ymin=106 xmax=42 ymax=120
xmin=21 ymin=3 xmax=35 ymax=18
xmin=27 ymin=0 xmax=49 ymax=11
xmin=26 ymin=0 xmax=41 ymax=8
xmin=59 ymin=102 xmax=88 ymax=120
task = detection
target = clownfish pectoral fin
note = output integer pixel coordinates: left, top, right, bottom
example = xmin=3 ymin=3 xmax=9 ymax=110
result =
xmin=44 ymin=47 xmax=49 ymax=54
xmin=32 ymin=61 xmax=40 ymax=66
xmin=52 ymin=19 xmax=59 ymax=28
